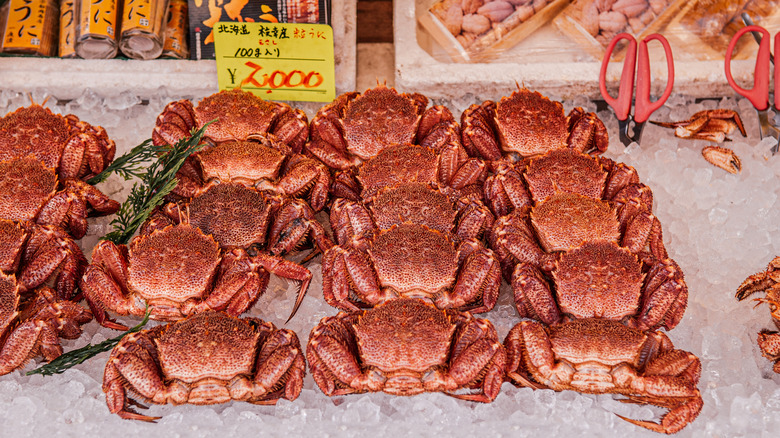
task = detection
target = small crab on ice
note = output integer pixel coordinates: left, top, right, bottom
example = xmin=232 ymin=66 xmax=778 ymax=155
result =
xmin=736 ymin=256 xmax=780 ymax=373
xmin=504 ymin=318 xmax=703 ymax=434
xmin=0 ymin=101 xmax=116 ymax=181
xmin=306 ymin=84 xmax=463 ymax=171
xmin=103 ymin=311 xmax=305 ymax=421
xmin=307 ymin=298 xmax=505 ymax=402
xmin=80 ymin=223 xmax=313 ymax=329
xmin=461 ymin=87 xmax=608 ymax=165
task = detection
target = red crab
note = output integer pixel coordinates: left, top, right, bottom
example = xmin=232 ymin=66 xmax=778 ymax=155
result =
xmin=0 ymin=102 xmax=116 ymax=181
xmin=152 ymin=89 xmax=308 ymax=152
xmin=504 ymin=318 xmax=702 ymax=434
xmin=307 ymin=298 xmax=505 ymax=402
xmin=103 ymin=311 xmax=305 ymax=421
xmin=0 ymin=219 xmax=87 ymax=301
xmin=306 ymin=84 xmax=466 ymax=172
xmin=80 ymin=222 xmax=313 ymax=329
xmin=0 ymin=156 xmax=120 ymax=239
xmin=0 ymin=272 xmax=92 ymax=375
xmin=736 ymin=256 xmax=780 ymax=373
xmin=460 ymin=87 xmax=608 ymax=165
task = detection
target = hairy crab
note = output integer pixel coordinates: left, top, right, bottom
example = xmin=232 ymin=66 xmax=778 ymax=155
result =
xmin=306 ymin=84 xmax=465 ymax=172
xmin=80 ymin=222 xmax=312 ymax=330
xmin=0 ymin=272 xmax=92 ymax=375
xmin=0 ymin=102 xmax=116 ymax=181
xmin=736 ymin=256 xmax=780 ymax=373
xmin=307 ymin=298 xmax=505 ymax=402
xmin=504 ymin=318 xmax=703 ymax=434
xmin=148 ymin=181 xmax=333 ymax=257
xmin=0 ymin=156 xmax=120 ymax=239
xmin=153 ymin=89 xmax=308 ymax=153
xmin=0 ymin=219 xmax=87 ymax=301
xmin=511 ymin=239 xmax=687 ymax=331
xmin=104 ymin=311 xmax=304 ymax=421
xmin=461 ymin=88 xmax=608 ymax=165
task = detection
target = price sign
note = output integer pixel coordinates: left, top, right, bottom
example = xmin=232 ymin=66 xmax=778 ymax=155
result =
xmin=213 ymin=22 xmax=336 ymax=102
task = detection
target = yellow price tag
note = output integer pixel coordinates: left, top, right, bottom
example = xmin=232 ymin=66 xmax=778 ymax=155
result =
xmin=214 ymin=22 xmax=336 ymax=103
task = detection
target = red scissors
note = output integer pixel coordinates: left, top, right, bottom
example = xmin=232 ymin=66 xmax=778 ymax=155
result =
xmin=725 ymin=24 xmax=780 ymax=152
xmin=599 ymin=33 xmax=675 ymax=145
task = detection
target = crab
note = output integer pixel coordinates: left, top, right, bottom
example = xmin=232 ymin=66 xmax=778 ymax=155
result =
xmin=324 ymin=177 xmax=500 ymax=313
xmin=511 ymin=239 xmax=688 ymax=332
xmin=504 ymin=318 xmax=703 ymax=434
xmin=0 ymin=272 xmax=92 ymax=375
xmin=0 ymin=156 xmax=120 ymax=239
xmin=736 ymin=256 xmax=780 ymax=373
xmin=307 ymin=298 xmax=505 ymax=402
xmin=103 ymin=311 xmax=305 ymax=421
xmin=460 ymin=88 xmax=608 ymax=165
xmin=147 ymin=180 xmax=333 ymax=257
xmin=0 ymin=219 xmax=87 ymax=301
xmin=80 ymin=222 xmax=313 ymax=330
xmin=650 ymin=109 xmax=747 ymax=142
xmin=152 ymin=89 xmax=309 ymax=153
xmin=306 ymin=84 xmax=465 ymax=172
xmin=0 ymin=101 xmax=116 ymax=181
xmin=169 ymin=134 xmax=331 ymax=213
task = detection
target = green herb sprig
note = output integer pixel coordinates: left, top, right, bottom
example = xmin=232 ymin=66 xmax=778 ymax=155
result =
xmin=27 ymin=309 xmax=151 ymax=376
xmin=87 ymin=140 xmax=168 ymax=186
xmin=102 ymin=121 xmax=211 ymax=245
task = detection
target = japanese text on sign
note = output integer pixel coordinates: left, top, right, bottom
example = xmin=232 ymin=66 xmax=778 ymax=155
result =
xmin=214 ymin=22 xmax=335 ymax=103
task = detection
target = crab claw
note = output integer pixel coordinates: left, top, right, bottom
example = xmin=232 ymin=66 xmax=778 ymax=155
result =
xmin=617 ymin=392 xmax=703 ymax=435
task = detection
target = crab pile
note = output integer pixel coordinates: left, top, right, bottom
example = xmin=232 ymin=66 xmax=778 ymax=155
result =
xmin=0 ymin=102 xmax=121 ymax=375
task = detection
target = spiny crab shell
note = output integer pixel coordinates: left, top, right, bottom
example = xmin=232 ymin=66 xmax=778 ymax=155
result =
xmin=0 ymin=102 xmax=116 ymax=181
xmin=103 ymin=311 xmax=305 ymax=421
xmin=0 ymin=156 xmax=120 ymax=239
xmin=306 ymin=84 xmax=461 ymax=171
xmin=0 ymin=271 xmax=92 ymax=376
xmin=461 ymin=88 xmax=608 ymax=165
xmin=504 ymin=318 xmax=703 ymax=434
xmin=153 ymin=89 xmax=309 ymax=152
xmin=81 ymin=222 xmax=313 ymax=329
xmin=306 ymin=298 xmax=505 ymax=402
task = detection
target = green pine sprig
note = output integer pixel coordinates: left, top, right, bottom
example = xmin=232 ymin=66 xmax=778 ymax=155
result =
xmin=101 ymin=121 xmax=212 ymax=245
xmin=87 ymin=140 xmax=168 ymax=185
xmin=27 ymin=309 xmax=151 ymax=376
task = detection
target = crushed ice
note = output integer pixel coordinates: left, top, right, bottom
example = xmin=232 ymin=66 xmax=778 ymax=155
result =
xmin=0 ymin=87 xmax=779 ymax=437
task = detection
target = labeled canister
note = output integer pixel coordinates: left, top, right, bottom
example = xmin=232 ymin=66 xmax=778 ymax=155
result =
xmin=1 ymin=0 xmax=59 ymax=56
xmin=59 ymin=0 xmax=77 ymax=57
xmin=75 ymin=0 xmax=120 ymax=59
xmin=286 ymin=0 xmax=319 ymax=23
xmin=161 ymin=0 xmax=187 ymax=58
xmin=118 ymin=0 xmax=168 ymax=60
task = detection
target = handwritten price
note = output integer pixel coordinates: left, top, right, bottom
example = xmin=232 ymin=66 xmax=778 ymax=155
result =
xmin=238 ymin=61 xmax=323 ymax=90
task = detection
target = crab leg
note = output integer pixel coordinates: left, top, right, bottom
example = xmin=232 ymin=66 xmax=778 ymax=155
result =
xmin=510 ymin=264 xmax=562 ymax=325
xmin=440 ymin=241 xmax=501 ymax=314
xmin=443 ymin=317 xmax=506 ymax=403
xmin=251 ymin=328 xmax=305 ymax=401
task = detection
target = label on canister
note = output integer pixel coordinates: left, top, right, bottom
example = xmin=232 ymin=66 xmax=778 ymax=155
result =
xmin=76 ymin=0 xmax=119 ymax=58
xmin=59 ymin=0 xmax=77 ymax=57
xmin=162 ymin=0 xmax=188 ymax=58
xmin=119 ymin=0 xmax=168 ymax=59
xmin=3 ymin=0 xmax=51 ymax=52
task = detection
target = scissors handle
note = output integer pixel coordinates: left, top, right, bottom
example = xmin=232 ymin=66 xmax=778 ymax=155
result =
xmin=633 ymin=34 xmax=674 ymax=123
xmin=726 ymin=25 xmax=770 ymax=111
xmin=600 ymin=33 xmax=637 ymax=121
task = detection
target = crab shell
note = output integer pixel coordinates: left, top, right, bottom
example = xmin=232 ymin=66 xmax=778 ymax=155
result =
xmin=0 ymin=103 xmax=116 ymax=181
xmin=0 ymin=272 xmax=92 ymax=375
xmin=505 ymin=318 xmax=703 ymax=434
xmin=495 ymin=88 xmax=569 ymax=157
xmin=103 ymin=311 xmax=305 ymax=421
xmin=307 ymin=298 xmax=505 ymax=401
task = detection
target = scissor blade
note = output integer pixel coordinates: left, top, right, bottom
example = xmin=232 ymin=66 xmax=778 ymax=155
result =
xmin=618 ymin=119 xmax=645 ymax=146
xmin=756 ymin=109 xmax=780 ymax=154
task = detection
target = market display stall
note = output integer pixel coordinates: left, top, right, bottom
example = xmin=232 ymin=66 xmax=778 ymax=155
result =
xmin=1 ymin=0 xmax=780 ymax=436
